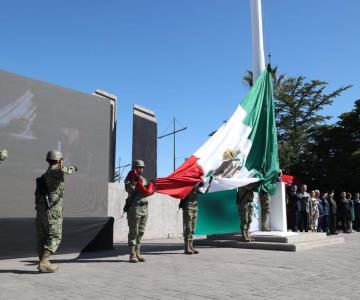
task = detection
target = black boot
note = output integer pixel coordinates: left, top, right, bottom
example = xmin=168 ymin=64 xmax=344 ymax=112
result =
xmin=184 ymin=239 xmax=193 ymax=254
xmin=189 ymin=240 xmax=199 ymax=254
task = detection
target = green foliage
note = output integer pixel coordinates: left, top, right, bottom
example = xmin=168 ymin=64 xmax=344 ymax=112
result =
xmin=304 ymin=100 xmax=360 ymax=192
xmin=274 ymin=76 xmax=351 ymax=173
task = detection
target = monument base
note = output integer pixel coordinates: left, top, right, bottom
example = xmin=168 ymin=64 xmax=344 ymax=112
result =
xmin=197 ymin=232 xmax=345 ymax=252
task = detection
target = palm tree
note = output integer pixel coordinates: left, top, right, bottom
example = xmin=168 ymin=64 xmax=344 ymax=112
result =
xmin=242 ymin=65 xmax=285 ymax=98
xmin=242 ymin=70 xmax=254 ymax=87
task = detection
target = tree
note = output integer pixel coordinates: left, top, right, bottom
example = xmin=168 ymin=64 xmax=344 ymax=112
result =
xmin=301 ymin=100 xmax=360 ymax=193
xmin=275 ymin=76 xmax=351 ymax=174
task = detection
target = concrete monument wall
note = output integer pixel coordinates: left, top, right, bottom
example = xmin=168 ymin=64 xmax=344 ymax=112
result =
xmin=132 ymin=104 xmax=157 ymax=180
xmin=108 ymin=183 xmax=184 ymax=242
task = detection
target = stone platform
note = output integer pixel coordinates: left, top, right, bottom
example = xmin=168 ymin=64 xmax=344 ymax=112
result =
xmin=194 ymin=231 xmax=345 ymax=252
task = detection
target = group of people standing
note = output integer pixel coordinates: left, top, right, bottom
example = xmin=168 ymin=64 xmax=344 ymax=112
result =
xmin=287 ymin=184 xmax=360 ymax=235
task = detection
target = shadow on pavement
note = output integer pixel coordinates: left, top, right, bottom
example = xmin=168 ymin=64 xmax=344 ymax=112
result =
xmin=0 ymin=269 xmax=40 ymax=274
xmin=20 ymin=242 xmax=191 ymax=265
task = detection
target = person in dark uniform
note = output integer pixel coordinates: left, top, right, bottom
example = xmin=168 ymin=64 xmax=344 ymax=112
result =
xmin=339 ymin=191 xmax=350 ymax=233
xmin=328 ymin=191 xmax=338 ymax=235
xmin=287 ymin=185 xmax=300 ymax=232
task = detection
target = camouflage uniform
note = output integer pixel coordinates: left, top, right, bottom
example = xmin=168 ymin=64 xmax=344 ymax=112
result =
xmin=35 ymin=164 xmax=77 ymax=255
xmin=0 ymin=149 xmax=8 ymax=162
xmin=180 ymin=188 xmax=199 ymax=254
xmin=125 ymin=172 xmax=150 ymax=261
xmin=237 ymin=185 xmax=255 ymax=242
xmin=259 ymin=190 xmax=271 ymax=231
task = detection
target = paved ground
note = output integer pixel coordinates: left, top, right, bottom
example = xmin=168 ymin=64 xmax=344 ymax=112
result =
xmin=1 ymin=233 xmax=360 ymax=300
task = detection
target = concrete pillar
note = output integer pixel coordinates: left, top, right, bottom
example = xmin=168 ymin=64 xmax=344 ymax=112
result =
xmin=132 ymin=104 xmax=157 ymax=180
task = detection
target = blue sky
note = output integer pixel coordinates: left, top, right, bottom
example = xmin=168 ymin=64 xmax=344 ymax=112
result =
xmin=1 ymin=0 xmax=359 ymax=177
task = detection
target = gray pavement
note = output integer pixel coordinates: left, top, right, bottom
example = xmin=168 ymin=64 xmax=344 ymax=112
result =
xmin=1 ymin=233 xmax=360 ymax=300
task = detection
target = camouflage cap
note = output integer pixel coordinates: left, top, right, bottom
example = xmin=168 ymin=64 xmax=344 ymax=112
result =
xmin=0 ymin=149 xmax=8 ymax=161
xmin=46 ymin=150 xmax=63 ymax=161
xmin=133 ymin=159 xmax=145 ymax=168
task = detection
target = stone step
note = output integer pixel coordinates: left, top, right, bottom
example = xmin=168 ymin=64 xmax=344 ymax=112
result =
xmin=194 ymin=239 xmax=296 ymax=252
xmin=198 ymin=233 xmax=345 ymax=252
xmin=208 ymin=232 xmax=332 ymax=244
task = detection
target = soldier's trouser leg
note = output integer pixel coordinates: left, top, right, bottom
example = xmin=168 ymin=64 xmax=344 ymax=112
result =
xmin=259 ymin=191 xmax=271 ymax=231
xmin=136 ymin=212 xmax=148 ymax=245
xmin=190 ymin=210 xmax=199 ymax=253
xmin=183 ymin=209 xmax=197 ymax=241
xmin=183 ymin=209 xmax=193 ymax=254
xmin=35 ymin=215 xmax=47 ymax=258
xmin=127 ymin=206 xmax=148 ymax=246
xmin=127 ymin=208 xmax=138 ymax=247
xmin=127 ymin=207 xmax=146 ymax=262
xmin=36 ymin=206 xmax=63 ymax=255
xmin=46 ymin=208 xmax=63 ymax=253
xmin=238 ymin=199 xmax=253 ymax=241
xmin=237 ymin=186 xmax=254 ymax=241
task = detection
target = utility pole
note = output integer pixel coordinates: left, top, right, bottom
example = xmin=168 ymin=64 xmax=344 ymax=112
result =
xmin=158 ymin=117 xmax=187 ymax=171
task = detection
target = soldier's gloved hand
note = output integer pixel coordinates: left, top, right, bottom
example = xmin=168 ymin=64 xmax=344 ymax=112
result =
xmin=73 ymin=166 xmax=79 ymax=172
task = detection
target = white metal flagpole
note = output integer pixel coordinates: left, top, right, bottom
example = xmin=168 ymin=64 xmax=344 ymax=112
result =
xmin=250 ymin=0 xmax=266 ymax=82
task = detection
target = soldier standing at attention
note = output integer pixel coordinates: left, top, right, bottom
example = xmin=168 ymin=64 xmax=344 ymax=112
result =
xmin=237 ymin=183 xmax=257 ymax=242
xmin=35 ymin=150 xmax=78 ymax=273
xmin=0 ymin=148 xmax=8 ymax=163
xmin=124 ymin=160 xmax=155 ymax=263
xmin=179 ymin=182 xmax=203 ymax=254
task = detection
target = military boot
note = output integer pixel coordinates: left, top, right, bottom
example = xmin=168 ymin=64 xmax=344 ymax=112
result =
xmin=38 ymin=249 xmax=59 ymax=273
xmin=184 ymin=239 xmax=193 ymax=254
xmin=261 ymin=224 xmax=271 ymax=231
xmin=245 ymin=230 xmax=255 ymax=241
xmin=261 ymin=214 xmax=271 ymax=231
xmin=189 ymin=240 xmax=199 ymax=254
xmin=135 ymin=245 xmax=146 ymax=262
xmin=241 ymin=229 xmax=251 ymax=242
xmin=261 ymin=218 xmax=271 ymax=231
xmin=129 ymin=246 xmax=138 ymax=263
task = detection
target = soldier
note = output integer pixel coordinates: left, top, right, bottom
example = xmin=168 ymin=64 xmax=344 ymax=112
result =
xmin=35 ymin=150 xmax=77 ymax=273
xmin=237 ymin=183 xmax=257 ymax=242
xmin=179 ymin=182 xmax=203 ymax=254
xmin=124 ymin=160 xmax=154 ymax=263
xmin=0 ymin=148 xmax=8 ymax=163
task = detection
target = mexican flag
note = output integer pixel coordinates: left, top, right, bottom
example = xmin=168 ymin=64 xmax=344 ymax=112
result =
xmin=155 ymin=67 xmax=280 ymax=198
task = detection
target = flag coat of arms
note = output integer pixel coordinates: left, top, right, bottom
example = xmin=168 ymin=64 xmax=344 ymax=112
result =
xmin=156 ymin=67 xmax=280 ymax=199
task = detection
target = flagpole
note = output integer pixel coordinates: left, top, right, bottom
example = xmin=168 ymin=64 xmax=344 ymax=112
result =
xmin=250 ymin=0 xmax=266 ymax=82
